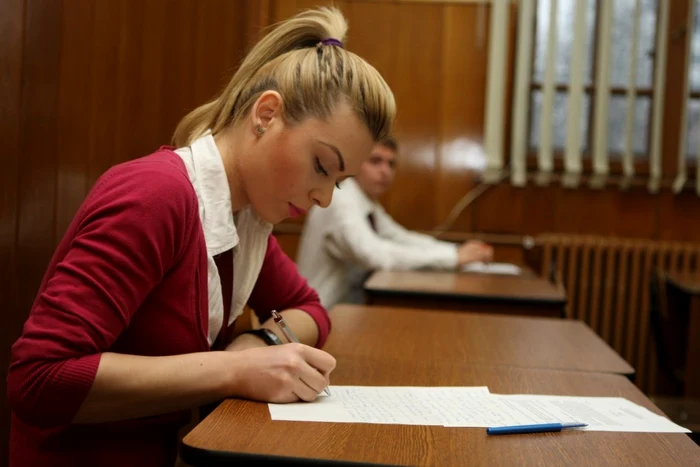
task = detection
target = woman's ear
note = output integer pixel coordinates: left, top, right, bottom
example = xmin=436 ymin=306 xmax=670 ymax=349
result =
xmin=251 ymin=91 xmax=283 ymax=135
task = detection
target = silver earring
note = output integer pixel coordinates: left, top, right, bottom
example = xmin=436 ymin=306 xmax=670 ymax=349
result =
xmin=255 ymin=124 xmax=265 ymax=135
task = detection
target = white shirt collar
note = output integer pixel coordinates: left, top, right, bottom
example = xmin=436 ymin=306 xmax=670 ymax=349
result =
xmin=181 ymin=132 xmax=238 ymax=256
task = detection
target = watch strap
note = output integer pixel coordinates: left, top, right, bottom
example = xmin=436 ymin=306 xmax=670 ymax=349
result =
xmin=240 ymin=328 xmax=283 ymax=346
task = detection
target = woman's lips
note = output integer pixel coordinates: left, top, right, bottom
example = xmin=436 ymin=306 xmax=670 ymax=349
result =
xmin=288 ymin=203 xmax=307 ymax=218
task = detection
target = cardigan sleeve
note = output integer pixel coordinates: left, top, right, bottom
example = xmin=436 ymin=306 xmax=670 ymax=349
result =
xmin=248 ymin=235 xmax=331 ymax=347
xmin=7 ymin=159 xmax=196 ymax=428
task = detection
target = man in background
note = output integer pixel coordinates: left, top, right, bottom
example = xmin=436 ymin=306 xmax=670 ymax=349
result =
xmin=297 ymin=137 xmax=493 ymax=309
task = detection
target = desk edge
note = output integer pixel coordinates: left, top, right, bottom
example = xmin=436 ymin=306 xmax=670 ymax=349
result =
xmin=180 ymin=441 xmax=401 ymax=467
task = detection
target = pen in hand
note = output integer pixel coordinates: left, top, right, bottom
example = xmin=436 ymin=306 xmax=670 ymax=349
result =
xmin=271 ymin=310 xmax=331 ymax=397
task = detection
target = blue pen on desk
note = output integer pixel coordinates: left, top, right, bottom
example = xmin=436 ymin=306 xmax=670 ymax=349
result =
xmin=271 ymin=310 xmax=331 ymax=397
xmin=487 ymin=422 xmax=587 ymax=435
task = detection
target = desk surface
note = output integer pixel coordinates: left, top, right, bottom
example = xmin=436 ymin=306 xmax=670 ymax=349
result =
xmin=364 ymin=269 xmax=566 ymax=305
xmin=324 ymin=305 xmax=634 ymax=375
xmin=181 ymin=358 xmax=698 ymax=466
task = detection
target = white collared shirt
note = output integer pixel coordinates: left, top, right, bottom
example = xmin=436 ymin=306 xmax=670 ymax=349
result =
xmin=296 ymin=178 xmax=458 ymax=309
xmin=175 ymin=132 xmax=272 ymax=346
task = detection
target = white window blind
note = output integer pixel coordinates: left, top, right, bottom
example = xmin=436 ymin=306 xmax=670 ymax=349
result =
xmin=481 ymin=0 xmax=697 ymax=195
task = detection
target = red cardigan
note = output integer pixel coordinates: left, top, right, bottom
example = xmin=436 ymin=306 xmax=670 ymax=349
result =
xmin=7 ymin=149 xmax=331 ymax=467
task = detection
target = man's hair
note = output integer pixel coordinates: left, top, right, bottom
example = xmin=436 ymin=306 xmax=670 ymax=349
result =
xmin=378 ymin=135 xmax=398 ymax=153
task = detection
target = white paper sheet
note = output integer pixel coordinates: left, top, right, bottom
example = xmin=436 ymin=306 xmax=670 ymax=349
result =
xmin=443 ymin=394 xmax=689 ymax=433
xmin=268 ymin=387 xmax=690 ymax=433
xmin=268 ymin=386 xmax=490 ymax=425
xmin=461 ymin=262 xmax=522 ymax=275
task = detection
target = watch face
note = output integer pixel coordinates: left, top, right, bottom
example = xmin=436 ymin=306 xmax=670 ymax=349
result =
xmin=258 ymin=329 xmax=282 ymax=345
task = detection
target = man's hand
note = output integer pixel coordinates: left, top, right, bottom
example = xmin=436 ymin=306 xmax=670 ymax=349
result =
xmin=457 ymin=240 xmax=494 ymax=266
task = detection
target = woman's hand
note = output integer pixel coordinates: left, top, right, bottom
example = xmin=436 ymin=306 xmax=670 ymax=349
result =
xmin=230 ymin=343 xmax=336 ymax=403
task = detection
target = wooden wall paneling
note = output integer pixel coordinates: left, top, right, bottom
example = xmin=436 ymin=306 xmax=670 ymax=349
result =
xmin=116 ymin=0 xmax=168 ymax=163
xmin=388 ymin=2 xmax=443 ymax=230
xmin=244 ymin=0 xmax=273 ymax=46
xmin=552 ymin=188 xmax=617 ymax=235
xmin=159 ymin=0 xmax=197 ymax=152
xmin=55 ymin=0 xmax=95 ymax=239
xmin=193 ymin=0 xmax=248 ymax=109
xmin=273 ymin=0 xmax=301 ymax=21
xmin=0 ymin=0 xmax=26 ymax=461
xmin=658 ymin=191 xmax=700 ymax=242
xmin=436 ymin=3 xmax=486 ymax=232
xmin=345 ymin=0 xmax=398 ymax=212
xmin=112 ymin=0 xmax=142 ymax=167
xmin=472 ymin=184 xmax=526 ymax=234
xmin=295 ymin=0 xmax=344 ymax=11
xmin=520 ymin=185 xmax=557 ymax=234
xmin=138 ymin=0 xmax=168 ymax=153
xmin=608 ymin=189 xmax=659 ymax=240
xmin=345 ymin=1 xmax=396 ymax=82
xmin=13 ymin=0 xmax=63 ymax=460
xmin=16 ymin=0 xmax=63 ymax=314
xmin=86 ymin=0 xmax=125 ymax=183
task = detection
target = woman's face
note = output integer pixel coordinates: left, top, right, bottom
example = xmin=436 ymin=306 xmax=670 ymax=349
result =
xmin=240 ymin=92 xmax=374 ymax=224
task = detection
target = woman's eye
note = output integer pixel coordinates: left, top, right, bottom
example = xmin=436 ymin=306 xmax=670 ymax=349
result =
xmin=315 ymin=157 xmax=328 ymax=176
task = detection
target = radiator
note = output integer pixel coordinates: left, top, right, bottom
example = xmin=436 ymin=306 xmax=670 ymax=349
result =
xmin=535 ymin=234 xmax=700 ymax=393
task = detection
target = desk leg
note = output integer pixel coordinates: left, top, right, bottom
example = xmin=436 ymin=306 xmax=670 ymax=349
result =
xmin=686 ymin=295 xmax=700 ymax=399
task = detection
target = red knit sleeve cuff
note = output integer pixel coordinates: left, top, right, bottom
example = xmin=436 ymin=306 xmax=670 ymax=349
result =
xmin=294 ymin=304 xmax=332 ymax=348
xmin=8 ymin=353 xmax=101 ymax=428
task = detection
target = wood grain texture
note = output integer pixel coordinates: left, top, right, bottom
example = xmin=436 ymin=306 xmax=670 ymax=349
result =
xmin=324 ymin=304 xmax=633 ymax=375
xmin=0 ymin=0 xmax=26 ymax=461
xmin=181 ymin=359 xmax=696 ymax=466
xmin=363 ymin=269 xmax=566 ymax=317
xmin=388 ymin=2 xmax=442 ymax=230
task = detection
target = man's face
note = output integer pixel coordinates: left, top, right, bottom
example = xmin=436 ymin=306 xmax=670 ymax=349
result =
xmin=354 ymin=143 xmax=397 ymax=199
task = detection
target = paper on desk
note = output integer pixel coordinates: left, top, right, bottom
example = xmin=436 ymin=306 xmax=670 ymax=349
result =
xmin=461 ymin=262 xmax=521 ymax=275
xmin=268 ymin=386 xmax=490 ymax=425
xmin=443 ymin=394 xmax=690 ymax=433
xmin=269 ymin=387 xmax=689 ymax=433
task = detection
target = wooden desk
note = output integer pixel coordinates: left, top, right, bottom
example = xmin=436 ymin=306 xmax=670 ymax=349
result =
xmin=364 ymin=269 xmax=567 ymax=318
xmin=181 ymin=358 xmax=698 ymax=466
xmin=665 ymin=272 xmax=700 ymax=399
xmin=324 ymin=305 xmax=634 ymax=376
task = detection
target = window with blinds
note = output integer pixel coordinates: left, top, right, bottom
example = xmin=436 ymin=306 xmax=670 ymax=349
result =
xmin=484 ymin=0 xmax=699 ymax=195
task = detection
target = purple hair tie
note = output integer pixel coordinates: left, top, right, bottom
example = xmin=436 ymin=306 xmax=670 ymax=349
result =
xmin=320 ymin=38 xmax=343 ymax=48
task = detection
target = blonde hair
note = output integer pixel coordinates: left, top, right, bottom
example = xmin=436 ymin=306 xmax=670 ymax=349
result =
xmin=173 ymin=7 xmax=395 ymax=147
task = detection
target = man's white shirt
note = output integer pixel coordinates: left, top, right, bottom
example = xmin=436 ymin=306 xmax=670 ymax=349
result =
xmin=296 ymin=178 xmax=458 ymax=308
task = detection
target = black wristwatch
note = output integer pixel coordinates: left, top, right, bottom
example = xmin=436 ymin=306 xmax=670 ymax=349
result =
xmin=240 ymin=328 xmax=283 ymax=346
